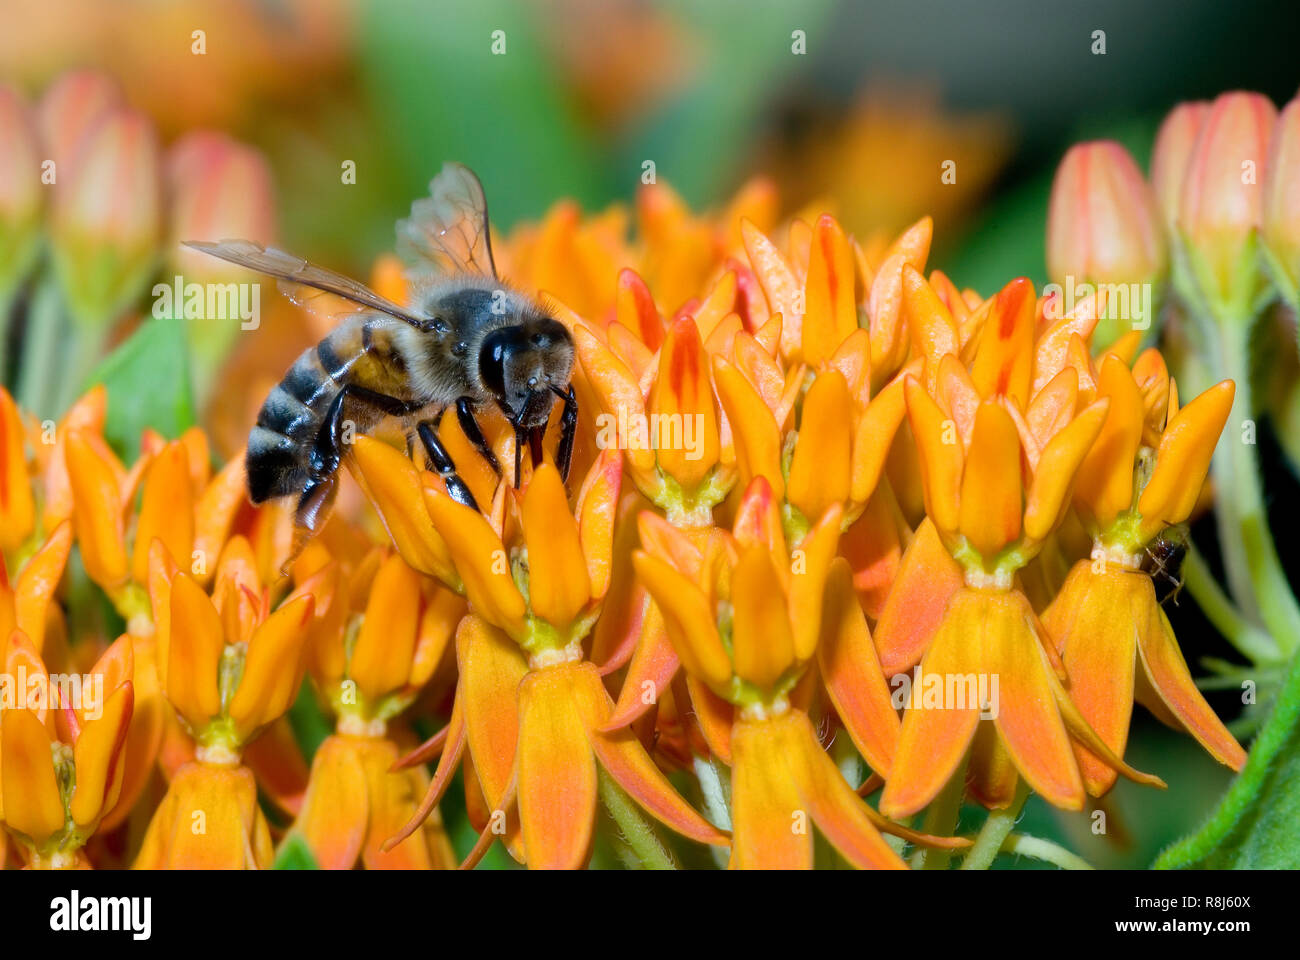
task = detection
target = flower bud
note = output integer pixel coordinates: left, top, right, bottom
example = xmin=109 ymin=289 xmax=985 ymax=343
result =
xmin=1150 ymin=101 xmax=1209 ymax=232
xmin=36 ymin=68 xmax=123 ymax=176
xmin=49 ymin=107 xmax=162 ymax=327
xmin=0 ymin=85 xmax=43 ymax=300
xmin=1176 ymin=91 xmax=1276 ymax=319
xmin=166 ymin=130 xmax=277 ymax=280
xmin=1261 ymin=98 xmax=1300 ymax=308
xmin=1046 ymin=141 xmax=1167 ymax=346
xmin=165 ymin=131 xmax=278 ymax=392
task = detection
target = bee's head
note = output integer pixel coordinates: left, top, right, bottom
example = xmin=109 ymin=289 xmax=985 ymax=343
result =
xmin=478 ymin=316 xmax=574 ymax=427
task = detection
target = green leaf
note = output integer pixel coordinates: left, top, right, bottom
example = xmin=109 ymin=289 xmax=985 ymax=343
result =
xmin=1155 ymin=647 xmax=1300 ymax=868
xmin=273 ymin=833 xmax=320 ymax=870
xmin=286 ymin=679 xmax=332 ymax=763
xmin=82 ymin=314 xmax=195 ymax=461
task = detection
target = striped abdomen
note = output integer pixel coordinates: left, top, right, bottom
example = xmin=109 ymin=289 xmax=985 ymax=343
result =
xmin=246 ymin=315 xmax=414 ymax=503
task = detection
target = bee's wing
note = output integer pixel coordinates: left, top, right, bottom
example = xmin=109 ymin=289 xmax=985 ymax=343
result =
xmin=182 ymin=239 xmax=430 ymax=329
xmin=396 ymin=162 xmax=498 ymax=279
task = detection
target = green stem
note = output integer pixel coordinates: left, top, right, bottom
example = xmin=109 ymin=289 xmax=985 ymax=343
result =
xmin=14 ymin=278 xmax=66 ymax=418
xmin=1184 ymin=547 xmax=1280 ymax=663
xmin=912 ymin=752 xmax=968 ymax=870
xmin=960 ymin=780 xmax=1029 ymax=870
xmin=1207 ymin=317 xmax=1300 ymax=658
xmin=693 ymin=755 xmax=732 ymax=869
xmin=1000 ymin=833 xmax=1094 ymax=870
xmin=597 ymin=767 xmax=676 ymax=870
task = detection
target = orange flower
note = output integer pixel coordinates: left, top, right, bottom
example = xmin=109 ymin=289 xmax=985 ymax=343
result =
xmin=636 ymin=477 xmax=963 ymax=868
xmin=577 ymin=313 xmax=733 ymax=526
xmin=0 ymin=631 xmax=133 ymax=869
xmin=134 ymin=537 xmax=316 ymax=868
xmin=878 ymin=277 xmax=1165 ymax=816
xmin=377 ymin=453 xmax=726 ymax=868
xmin=1045 ymin=358 xmax=1244 ymax=793
xmin=281 ymin=546 xmax=463 ymax=869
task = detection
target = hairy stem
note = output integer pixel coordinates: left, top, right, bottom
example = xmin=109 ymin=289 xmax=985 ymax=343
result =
xmin=960 ymin=780 xmax=1029 ymax=870
xmin=1000 ymin=833 xmax=1094 ymax=870
xmin=597 ymin=767 xmax=676 ymax=870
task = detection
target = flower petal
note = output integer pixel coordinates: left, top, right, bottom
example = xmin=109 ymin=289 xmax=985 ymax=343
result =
xmin=1137 ymin=379 xmax=1234 ymax=535
xmin=787 ymin=710 xmax=907 ymax=869
xmin=1138 ymin=596 xmax=1247 ymax=770
xmin=984 ymin=591 xmax=1084 ymax=810
xmin=70 ymin=681 xmax=134 ymax=828
xmin=1 ymin=706 xmax=64 ymax=844
xmin=228 ymin=594 xmax=314 ymax=739
xmin=1046 ymin=562 xmax=1140 ymax=795
xmin=873 ymin=517 xmax=963 ymax=676
xmin=817 ymin=559 xmax=899 ymax=777
xmin=350 ymin=436 xmax=456 ymax=583
xmin=879 ymin=588 xmax=983 ymax=818
xmin=958 ymin=402 xmax=1023 ymax=558
xmin=633 ymin=551 xmax=732 ymax=691
xmin=572 ymin=662 xmax=727 ymax=846
xmin=729 ymin=716 xmax=812 ymax=869
xmin=293 ymin=734 xmax=369 ymax=869
xmin=165 ymin=573 xmax=224 ymax=731
xmin=351 ymin=552 xmax=423 ymax=703
xmin=423 ymin=487 xmax=526 ymax=640
xmin=1023 ymin=398 xmax=1110 ymax=542
xmin=904 ymin=376 xmax=963 ymax=534
xmin=731 ymin=545 xmax=796 ymax=691
xmin=788 ymin=370 xmax=853 ymax=523
xmin=522 ymin=463 xmax=590 ymax=627
xmin=517 ymin=664 xmax=599 ymax=868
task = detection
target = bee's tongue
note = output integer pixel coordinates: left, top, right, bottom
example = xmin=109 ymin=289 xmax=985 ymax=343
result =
xmin=516 ymin=388 xmax=552 ymax=428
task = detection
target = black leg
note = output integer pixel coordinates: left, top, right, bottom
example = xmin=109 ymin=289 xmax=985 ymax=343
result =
xmin=550 ymin=385 xmax=578 ymax=482
xmin=456 ymin=397 xmax=501 ymax=476
xmin=311 ymin=384 xmax=425 ymax=478
xmin=418 ymin=414 xmax=480 ymax=511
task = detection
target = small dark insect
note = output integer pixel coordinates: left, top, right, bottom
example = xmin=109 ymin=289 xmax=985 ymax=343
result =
xmin=184 ymin=162 xmax=577 ymax=553
xmin=1141 ymin=522 xmax=1189 ymax=606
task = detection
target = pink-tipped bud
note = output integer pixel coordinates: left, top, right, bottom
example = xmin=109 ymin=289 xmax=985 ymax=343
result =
xmin=37 ymin=69 xmax=124 ymax=177
xmin=1150 ymin=101 xmax=1210 ymax=232
xmin=0 ymin=84 xmax=44 ymax=299
xmin=1046 ymin=141 xmax=1167 ymax=346
xmin=49 ymin=107 xmax=162 ymax=327
xmin=1177 ymin=91 xmax=1276 ymax=316
xmin=1262 ymin=98 xmax=1300 ymax=308
xmin=166 ymin=130 xmax=278 ymax=280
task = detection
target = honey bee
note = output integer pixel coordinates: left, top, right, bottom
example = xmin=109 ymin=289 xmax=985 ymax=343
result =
xmin=1141 ymin=522 xmax=1189 ymax=606
xmin=186 ymin=162 xmax=577 ymax=541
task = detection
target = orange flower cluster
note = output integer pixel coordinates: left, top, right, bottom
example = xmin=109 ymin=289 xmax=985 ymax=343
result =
xmin=1 ymin=168 xmax=1247 ymax=871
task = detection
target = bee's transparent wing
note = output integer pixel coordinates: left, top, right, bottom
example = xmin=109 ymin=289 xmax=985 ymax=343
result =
xmin=182 ymin=239 xmax=430 ymax=329
xmin=396 ymin=162 xmax=498 ymax=279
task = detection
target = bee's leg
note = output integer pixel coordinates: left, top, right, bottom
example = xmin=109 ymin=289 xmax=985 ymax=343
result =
xmin=455 ymin=397 xmax=501 ymax=476
xmin=417 ymin=415 xmax=480 ymax=512
xmin=550 ymin=385 xmax=578 ymax=482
